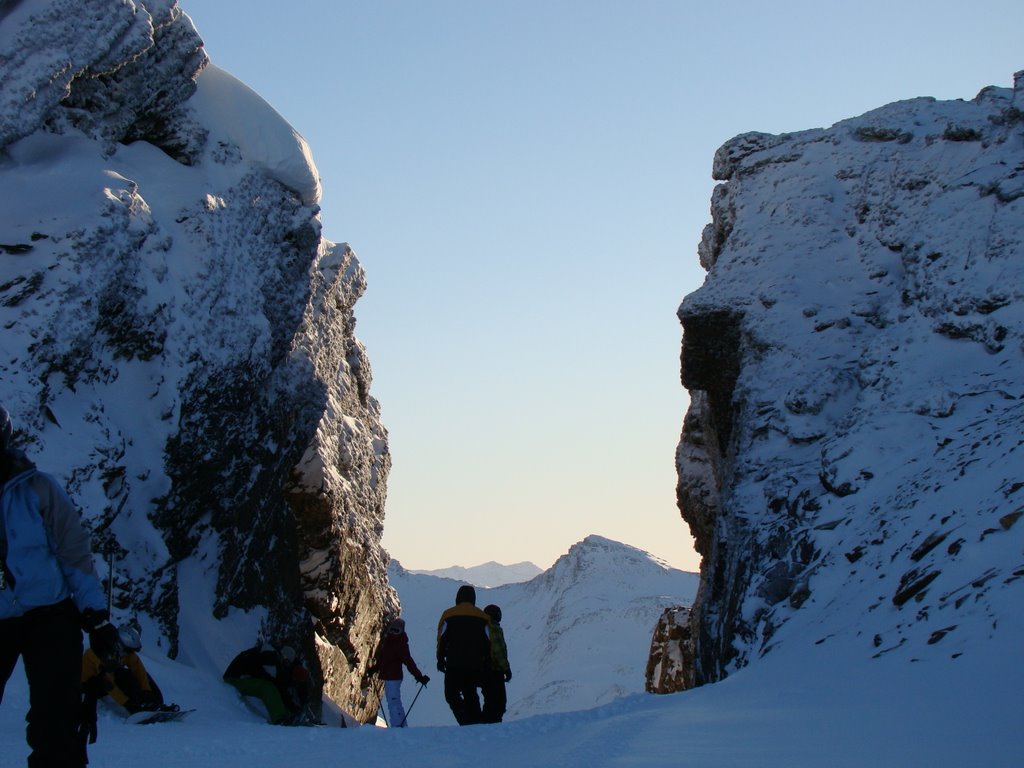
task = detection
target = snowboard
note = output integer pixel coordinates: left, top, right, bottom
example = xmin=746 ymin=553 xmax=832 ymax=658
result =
xmin=126 ymin=708 xmax=194 ymax=725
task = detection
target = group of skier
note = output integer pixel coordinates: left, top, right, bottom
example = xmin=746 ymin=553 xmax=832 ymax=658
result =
xmin=369 ymin=583 xmax=512 ymax=727
xmin=436 ymin=584 xmax=512 ymax=725
xmin=0 ymin=401 xmax=514 ymax=768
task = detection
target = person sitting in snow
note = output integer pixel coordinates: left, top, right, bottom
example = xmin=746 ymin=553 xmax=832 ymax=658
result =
xmin=480 ymin=604 xmax=511 ymax=724
xmin=81 ymin=622 xmax=179 ymax=718
xmin=368 ymin=617 xmax=429 ymax=727
xmin=223 ymin=641 xmax=311 ymax=725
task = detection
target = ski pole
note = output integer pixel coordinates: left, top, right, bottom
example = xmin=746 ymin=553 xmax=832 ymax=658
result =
xmin=106 ymin=550 xmax=115 ymax=616
xmin=398 ymin=682 xmax=425 ymax=728
xmin=376 ymin=680 xmax=388 ymax=727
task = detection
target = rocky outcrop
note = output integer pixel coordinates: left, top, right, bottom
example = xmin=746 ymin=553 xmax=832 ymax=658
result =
xmin=677 ymin=71 xmax=1024 ymax=685
xmin=0 ymin=1 xmax=394 ymax=720
xmin=645 ymin=606 xmax=693 ymax=694
xmin=0 ymin=0 xmax=206 ymax=159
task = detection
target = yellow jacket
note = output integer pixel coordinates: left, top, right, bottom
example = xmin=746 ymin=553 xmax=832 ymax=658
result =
xmin=81 ymin=647 xmax=151 ymax=706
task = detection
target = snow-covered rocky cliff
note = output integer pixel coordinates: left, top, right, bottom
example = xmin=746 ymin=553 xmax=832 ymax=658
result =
xmin=677 ymin=71 xmax=1024 ymax=685
xmin=389 ymin=535 xmax=699 ymax=725
xmin=0 ymin=0 xmax=394 ymax=719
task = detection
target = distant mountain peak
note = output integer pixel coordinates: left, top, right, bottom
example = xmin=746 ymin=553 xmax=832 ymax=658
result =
xmin=554 ymin=535 xmax=682 ymax=578
xmin=404 ymin=559 xmax=543 ymax=588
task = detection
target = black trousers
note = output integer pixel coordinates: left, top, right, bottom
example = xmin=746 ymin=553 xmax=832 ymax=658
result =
xmin=480 ymin=671 xmax=507 ymax=723
xmin=0 ymin=599 xmax=86 ymax=767
xmin=443 ymin=669 xmax=482 ymax=725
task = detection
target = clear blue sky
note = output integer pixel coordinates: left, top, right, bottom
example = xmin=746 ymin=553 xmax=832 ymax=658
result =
xmin=184 ymin=1 xmax=1021 ymax=572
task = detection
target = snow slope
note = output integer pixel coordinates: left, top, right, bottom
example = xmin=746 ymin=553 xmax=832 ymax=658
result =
xmin=0 ymin=614 xmax=1019 ymax=767
xmin=0 ymin=524 xmax=1014 ymax=764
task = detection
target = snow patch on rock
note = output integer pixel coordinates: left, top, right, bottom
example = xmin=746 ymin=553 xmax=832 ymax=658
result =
xmin=189 ymin=64 xmax=322 ymax=205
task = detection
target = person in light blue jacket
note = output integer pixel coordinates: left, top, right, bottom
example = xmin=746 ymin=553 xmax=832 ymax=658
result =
xmin=0 ymin=404 xmax=120 ymax=767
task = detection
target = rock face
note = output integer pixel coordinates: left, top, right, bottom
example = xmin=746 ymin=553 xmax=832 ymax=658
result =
xmin=0 ymin=1 xmax=395 ymax=719
xmin=677 ymin=72 xmax=1024 ymax=685
xmin=645 ymin=606 xmax=693 ymax=694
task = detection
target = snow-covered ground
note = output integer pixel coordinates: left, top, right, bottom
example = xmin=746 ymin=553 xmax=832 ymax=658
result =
xmin=4 ymin=533 xmax=1017 ymax=766
xmin=1 ymin=615 xmax=1019 ymax=768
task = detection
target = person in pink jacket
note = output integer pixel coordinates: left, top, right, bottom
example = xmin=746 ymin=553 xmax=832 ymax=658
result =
xmin=369 ymin=618 xmax=429 ymax=727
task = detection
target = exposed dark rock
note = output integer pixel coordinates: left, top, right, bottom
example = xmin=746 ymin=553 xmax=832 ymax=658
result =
xmin=893 ymin=570 xmax=941 ymax=607
xmin=853 ymin=126 xmax=914 ymax=144
xmin=910 ymin=532 xmax=950 ymax=562
xmin=55 ymin=4 xmax=208 ymax=161
xmin=645 ymin=606 xmax=694 ymax=694
xmin=678 ymin=309 xmax=743 ymax=454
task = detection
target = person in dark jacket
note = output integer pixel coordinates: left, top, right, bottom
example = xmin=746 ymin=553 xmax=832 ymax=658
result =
xmin=223 ymin=642 xmax=310 ymax=725
xmin=0 ymin=404 xmax=120 ymax=766
xmin=368 ymin=617 xmax=429 ymax=727
xmin=480 ymin=604 xmax=512 ymax=724
xmin=436 ymin=584 xmax=491 ymax=725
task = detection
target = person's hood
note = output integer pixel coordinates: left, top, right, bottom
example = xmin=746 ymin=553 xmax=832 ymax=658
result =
xmin=0 ymin=448 xmax=34 ymax=484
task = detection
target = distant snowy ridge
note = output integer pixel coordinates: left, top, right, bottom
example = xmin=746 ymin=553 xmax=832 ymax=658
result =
xmin=408 ymin=560 xmax=543 ymax=587
xmin=677 ymin=70 xmax=1024 ymax=684
xmin=0 ymin=0 xmax=393 ymax=720
xmin=389 ymin=535 xmax=698 ymax=725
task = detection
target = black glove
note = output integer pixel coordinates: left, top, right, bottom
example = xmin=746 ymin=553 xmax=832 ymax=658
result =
xmin=436 ymin=659 xmax=446 ymax=673
xmin=503 ymin=669 xmax=512 ymax=683
xmin=80 ymin=607 xmax=108 ymax=631
xmin=81 ymin=608 xmax=122 ymax=660
xmin=416 ymin=674 xmax=430 ymax=686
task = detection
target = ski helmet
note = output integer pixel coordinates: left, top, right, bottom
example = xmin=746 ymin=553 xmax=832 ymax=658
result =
xmin=388 ymin=618 xmax=405 ymax=635
xmin=0 ymin=405 xmax=11 ymax=451
xmin=483 ymin=604 xmax=502 ymax=623
xmin=118 ymin=626 xmax=142 ymax=651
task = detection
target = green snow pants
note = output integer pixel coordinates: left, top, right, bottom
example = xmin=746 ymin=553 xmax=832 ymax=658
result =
xmin=225 ymin=677 xmax=289 ymax=724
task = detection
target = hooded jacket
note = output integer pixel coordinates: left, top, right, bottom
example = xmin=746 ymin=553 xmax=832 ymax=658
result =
xmin=0 ymin=449 xmax=106 ymax=620
xmin=486 ymin=620 xmax=510 ymax=675
xmin=376 ymin=631 xmax=424 ymax=681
